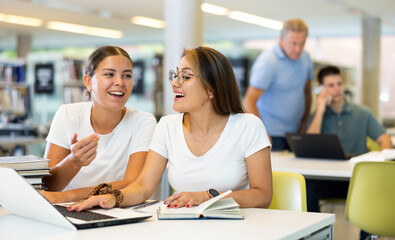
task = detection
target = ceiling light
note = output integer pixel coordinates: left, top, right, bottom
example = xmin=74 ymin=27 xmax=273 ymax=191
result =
xmin=131 ymin=16 xmax=165 ymax=28
xmin=201 ymin=3 xmax=229 ymax=16
xmin=228 ymin=11 xmax=283 ymax=31
xmin=0 ymin=13 xmax=42 ymax=27
xmin=47 ymin=21 xmax=123 ymax=39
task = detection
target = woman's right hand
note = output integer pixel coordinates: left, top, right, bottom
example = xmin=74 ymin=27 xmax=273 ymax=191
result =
xmin=68 ymin=133 xmax=100 ymax=167
xmin=67 ymin=194 xmax=116 ymax=211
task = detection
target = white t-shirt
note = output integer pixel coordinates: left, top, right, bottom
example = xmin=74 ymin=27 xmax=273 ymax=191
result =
xmin=46 ymin=102 xmax=157 ymax=191
xmin=149 ymin=113 xmax=271 ymax=193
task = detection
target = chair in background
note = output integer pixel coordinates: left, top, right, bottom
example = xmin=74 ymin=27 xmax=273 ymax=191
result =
xmin=269 ymin=171 xmax=307 ymax=212
xmin=345 ymin=161 xmax=395 ymax=240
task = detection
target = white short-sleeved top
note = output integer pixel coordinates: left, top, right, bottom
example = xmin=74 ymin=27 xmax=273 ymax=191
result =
xmin=46 ymin=102 xmax=157 ymax=191
xmin=149 ymin=113 xmax=271 ymax=193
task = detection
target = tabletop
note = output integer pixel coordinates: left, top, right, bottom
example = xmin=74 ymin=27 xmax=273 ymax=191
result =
xmin=0 ymin=205 xmax=335 ymax=240
xmin=271 ymin=151 xmax=355 ymax=181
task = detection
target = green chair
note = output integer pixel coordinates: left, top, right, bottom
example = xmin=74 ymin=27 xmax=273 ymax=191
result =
xmin=269 ymin=171 xmax=307 ymax=212
xmin=345 ymin=161 xmax=395 ymax=239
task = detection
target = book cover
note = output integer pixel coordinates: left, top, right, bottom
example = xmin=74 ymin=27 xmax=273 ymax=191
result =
xmin=0 ymin=155 xmax=49 ymax=170
xmin=17 ymin=168 xmax=51 ymax=177
xmin=24 ymin=177 xmax=43 ymax=185
xmin=157 ymin=190 xmax=244 ymax=220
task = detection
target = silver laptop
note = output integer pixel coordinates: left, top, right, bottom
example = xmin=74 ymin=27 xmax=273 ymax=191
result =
xmin=0 ymin=167 xmax=152 ymax=230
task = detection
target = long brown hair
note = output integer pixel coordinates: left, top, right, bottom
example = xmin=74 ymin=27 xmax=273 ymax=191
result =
xmin=84 ymin=45 xmax=133 ymax=98
xmin=182 ymin=46 xmax=245 ymax=114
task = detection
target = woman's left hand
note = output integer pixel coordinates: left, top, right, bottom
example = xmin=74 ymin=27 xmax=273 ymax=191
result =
xmin=68 ymin=194 xmax=116 ymax=211
xmin=164 ymin=191 xmax=210 ymax=208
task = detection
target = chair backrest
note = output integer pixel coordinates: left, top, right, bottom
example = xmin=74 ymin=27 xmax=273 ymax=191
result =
xmin=269 ymin=171 xmax=307 ymax=212
xmin=345 ymin=161 xmax=395 ymax=237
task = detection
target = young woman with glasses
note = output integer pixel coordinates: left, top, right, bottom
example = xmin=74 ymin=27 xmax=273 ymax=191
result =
xmin=69 ymin=46 xmax=272 ymax=211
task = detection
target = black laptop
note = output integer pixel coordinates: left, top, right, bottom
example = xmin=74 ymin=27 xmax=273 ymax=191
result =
xmin=285 ymin=133 xmax=354 ymax=160
xmin=0 ymin=167 xmax=152 ymax=230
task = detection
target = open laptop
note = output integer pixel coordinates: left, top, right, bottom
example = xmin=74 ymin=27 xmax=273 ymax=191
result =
xmin=285 ymin=133 xmax=355 ymax=160
xmin=0 ymin=167 xmax=152 ymax=230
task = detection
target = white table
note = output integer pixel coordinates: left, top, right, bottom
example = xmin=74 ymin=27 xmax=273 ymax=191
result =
xmin=0 ymin=206 xmax=335 ymax=240
xmin=271 ymin=151 xmax=355 ymax=181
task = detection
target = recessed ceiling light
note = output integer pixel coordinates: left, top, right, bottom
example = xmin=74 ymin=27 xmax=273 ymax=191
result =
xmin=131 ymin=16 xmax=165 ymax=29
xmin=201 ymin=3 xmax=229 ymax=16
xmin=228 ymin=11 xmax=283 ymax=31
xmin=0 ymin=13 xmax=42 ymax=27
xmin=47 ymin=21 xmax=123 ymax=39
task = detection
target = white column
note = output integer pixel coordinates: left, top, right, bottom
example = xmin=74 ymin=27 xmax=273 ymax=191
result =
xmin=160 ymin=0 xmax=203 ymax=200
xmin=17 ymin=34 xmax=32 ymax=58
xmin=163 ymin=0 xmax=203 ymax=115
xmin=361 ymin=18 xmax=381 ymax=119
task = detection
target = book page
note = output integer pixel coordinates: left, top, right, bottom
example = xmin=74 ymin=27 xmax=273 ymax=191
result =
xmin=158 ymin=190 xmax=232 ymax=218
xmin=350 ymin=149 xmax=395 ymax=163
xmin=158 ymin=204 xmax=199 ymax=217
xmin=196 ymin=190 xmax=232 ymax=214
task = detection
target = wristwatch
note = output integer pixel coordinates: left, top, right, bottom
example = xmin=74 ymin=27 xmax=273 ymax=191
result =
xmin=208 ymin=189 xmax=219 ymax=198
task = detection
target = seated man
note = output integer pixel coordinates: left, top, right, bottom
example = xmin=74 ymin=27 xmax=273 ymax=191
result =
xmin=306 ymin=65 xmax=392 ymax=240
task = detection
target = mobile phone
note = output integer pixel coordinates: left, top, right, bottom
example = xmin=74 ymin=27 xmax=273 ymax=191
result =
xmin=313 ymin=85 xmax=332 ymax=105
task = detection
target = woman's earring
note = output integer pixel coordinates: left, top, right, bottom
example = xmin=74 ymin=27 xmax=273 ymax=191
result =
xmin=209 ymin=95 xmax=213 ymax=99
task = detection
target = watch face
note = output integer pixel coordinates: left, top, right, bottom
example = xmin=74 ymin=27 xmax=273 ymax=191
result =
xmin=209 ymin=189 xmax=219 ymax=197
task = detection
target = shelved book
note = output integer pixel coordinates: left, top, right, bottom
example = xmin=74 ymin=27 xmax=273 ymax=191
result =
xmin=157 ymin=190 xmax=244 ymax=220
xmin=0 ymin=155 xmax=49 ymax=170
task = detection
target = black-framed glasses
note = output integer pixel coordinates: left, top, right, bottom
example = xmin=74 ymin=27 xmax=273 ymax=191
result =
xmin=169 ymin=70 xmax=199 ymax=85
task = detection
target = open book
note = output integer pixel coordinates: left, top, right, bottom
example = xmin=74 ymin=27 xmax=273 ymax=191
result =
xmin=350 ymin=149 xmax=395 ymax=163
xmin=157 ymin=190 xmax=244 ymax=220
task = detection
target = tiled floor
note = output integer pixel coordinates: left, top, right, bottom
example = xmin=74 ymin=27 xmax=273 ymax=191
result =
xmin=320 ymin=201 xmax=395 ymax=240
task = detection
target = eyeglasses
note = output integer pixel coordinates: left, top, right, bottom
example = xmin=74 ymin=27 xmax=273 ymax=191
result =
xmin=169 ymin=70 xmax=199 ymax=85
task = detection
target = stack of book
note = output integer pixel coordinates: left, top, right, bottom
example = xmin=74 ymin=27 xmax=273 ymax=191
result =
xmin=0 ymin=155 xmax=50 ymax=190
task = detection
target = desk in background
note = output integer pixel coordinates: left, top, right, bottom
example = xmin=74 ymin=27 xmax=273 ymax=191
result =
xmin=271 ymin=151 xmax=355 ymax=181
xmin=0 ymin=206 xmax=335 ymax=240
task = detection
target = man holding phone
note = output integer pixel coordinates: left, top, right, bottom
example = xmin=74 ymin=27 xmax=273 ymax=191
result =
xmin=307 ymin=65 xmax=391 ymax=154
xmin=306 ymin=65 xmax=392 ymax=240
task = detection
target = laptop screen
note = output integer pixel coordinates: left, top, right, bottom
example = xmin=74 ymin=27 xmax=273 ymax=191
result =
xmin=285 ymin=133 xmax=349 ymax=160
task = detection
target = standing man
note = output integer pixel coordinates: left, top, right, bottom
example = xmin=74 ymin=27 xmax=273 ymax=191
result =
xmin=244 ymin=19 xmax=313 ymax=151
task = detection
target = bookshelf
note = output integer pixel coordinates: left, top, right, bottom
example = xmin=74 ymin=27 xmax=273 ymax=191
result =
xmin=25 ymin=52 xmax=89 ymax=126
xmin=61 ymin=58 xmax=88 ymax=104
xmin=0 ymin=59 xmax=31 ymax=122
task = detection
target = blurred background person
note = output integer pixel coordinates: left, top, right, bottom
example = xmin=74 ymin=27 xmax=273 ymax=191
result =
xmin=244 ymin=19 xmax=313 ymax=151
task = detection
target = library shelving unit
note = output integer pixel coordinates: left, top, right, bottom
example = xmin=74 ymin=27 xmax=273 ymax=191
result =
xmin=0 ymin=59 xmax=40 ymax=156
xmin=0 ymin=59 xmax=31 ymax=121
xmin=61 ymin=57 xmax=88 ymax=104
xmin=25 ymin=52 xmax=88 ymax=126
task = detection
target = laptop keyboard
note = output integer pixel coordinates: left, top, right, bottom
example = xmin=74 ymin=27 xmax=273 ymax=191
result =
xmin=54 ymin=205 xmax=115 ymax=221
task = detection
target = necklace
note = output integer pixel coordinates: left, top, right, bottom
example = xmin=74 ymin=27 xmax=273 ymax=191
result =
xmin=190 ymin=121 xmax=222 ymax=155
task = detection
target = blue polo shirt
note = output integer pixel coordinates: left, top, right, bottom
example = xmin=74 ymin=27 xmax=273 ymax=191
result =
xmin=308 ymin=102 xmax=385 ymax=155
xmin=249 ymin=43 xmax=313 ymax=136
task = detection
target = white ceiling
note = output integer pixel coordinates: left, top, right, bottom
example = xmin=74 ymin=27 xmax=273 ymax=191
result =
xmin=0 ymin=0 xmax=394 ymax=50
